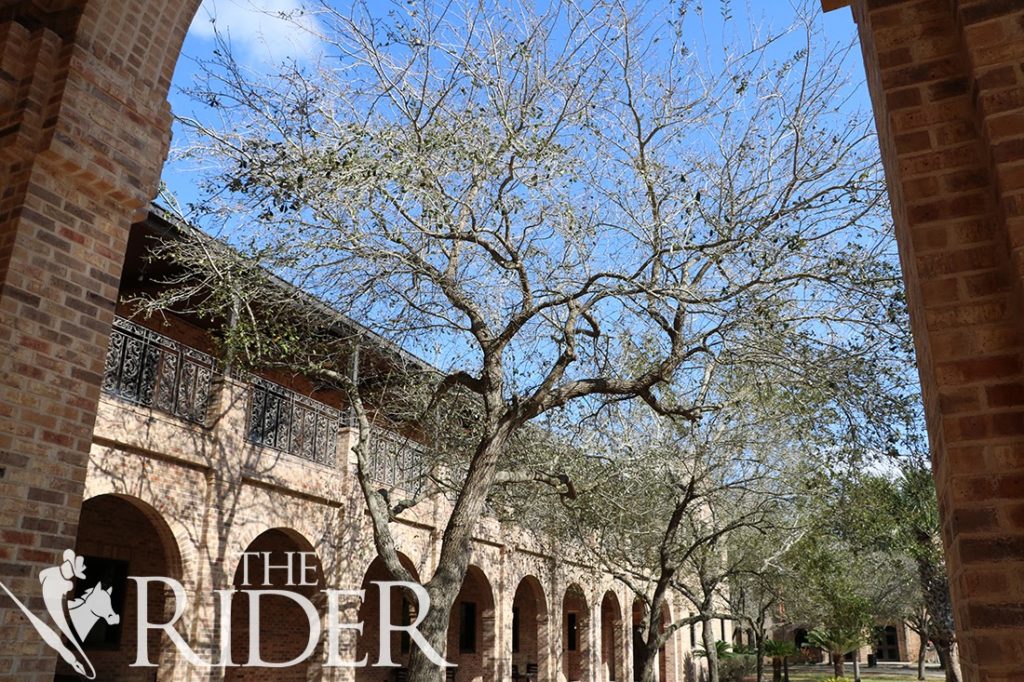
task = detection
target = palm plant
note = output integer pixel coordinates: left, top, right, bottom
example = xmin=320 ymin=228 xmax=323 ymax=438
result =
xmin=807 ymin=627 xmax=867 ymax=679
xmin=764 ymin=640 xmax=798 ymax=682
xmin=695 ymin=640 xmax=734 ymax=661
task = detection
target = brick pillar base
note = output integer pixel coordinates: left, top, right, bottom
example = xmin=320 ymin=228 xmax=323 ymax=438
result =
xmin=0 ymin=2 xmax=198 ymax=678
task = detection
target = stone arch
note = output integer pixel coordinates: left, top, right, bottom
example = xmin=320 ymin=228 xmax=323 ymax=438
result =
xmin=448 ymin=564 xmax=498 ymax=682
xmin=0 ymin=1 xmax=205 ymax=672
xmin=6 ymin=2 xmax=1024 ymax=680
xmin=61 ymin=493 xmax=183 ymax=680
xmin=600 ymin=591 xmax=624 ymax=682
xmin=512 ymin=574 xmax=550 ymax=682
xmin=226 ymin=527 xmax=326 ymax=681
xmin=561 ymin=583 xmax=591 ymax=682
xmin=354 ymin=552 xmax=421 ymax=678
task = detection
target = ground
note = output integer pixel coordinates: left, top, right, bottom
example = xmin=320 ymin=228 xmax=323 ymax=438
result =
xmin=786 ymin=664 xmax=946 ymax=680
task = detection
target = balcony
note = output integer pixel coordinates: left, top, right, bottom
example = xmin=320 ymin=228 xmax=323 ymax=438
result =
xmin=102 ymin=316 xmax=426 ymax=477
xmin=102 ymin=316 xmax=217 ymax=425
xmin=367 ymin=429 xmax=426 ymax=488
xmin=245 ymin=375 xmax=349 ymax=467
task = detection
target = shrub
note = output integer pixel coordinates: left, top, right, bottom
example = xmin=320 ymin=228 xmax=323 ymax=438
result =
xmin=720 ymin=654 xmax=757 ymax=682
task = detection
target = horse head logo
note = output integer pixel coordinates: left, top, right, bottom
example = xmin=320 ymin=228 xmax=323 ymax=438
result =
xmin=0 ymin=549 xmax=117 ymax=679
xmin=68 ymin=583 xmax=121 ymax=641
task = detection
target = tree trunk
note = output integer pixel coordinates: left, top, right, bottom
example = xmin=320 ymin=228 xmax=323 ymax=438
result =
xmin=755 ymin=638 xmax=765 ymax=682
xmin=782 ymin=656 xmax=789 ymax=682
xmin=771 ymin=656 xmax=781 ymax=682
xmin=634 ymin=638 xmax=661 ymax=682
xmin=702 ymin=619 xmax=720 ymax=682
xmin=917 ymin=632 xmax=927 ymax=681
xmin=914 ymin=534 xmax=961 ymax=682
xmin=403 ymin=432 xmax=510 ymax=681
xmin=935 ymin=642 xmax=962 ymax=682
xmin=852 ymin=654 xmax=860 ymax=682
xmin=832 ymin=650 xmax=844 ymax=679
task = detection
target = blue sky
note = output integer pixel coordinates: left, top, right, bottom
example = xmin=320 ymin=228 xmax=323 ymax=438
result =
xmin=160 ymin=0 xmax=870 ymax=211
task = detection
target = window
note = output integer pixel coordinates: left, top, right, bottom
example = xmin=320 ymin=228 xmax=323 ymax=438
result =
xmin=719 ymin=618 xmax=727 ymax=641
xmin=512 ymin=607 xmax=521 ymax=653
xmin=459 ymin=602 xmax=477 ymax=653
xmin=567 ymin=612 xmax=578 ymax=651
xmin=75 ymin=556 xmax=128 ymax=648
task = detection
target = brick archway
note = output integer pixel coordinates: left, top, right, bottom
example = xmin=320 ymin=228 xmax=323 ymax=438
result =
xmin=64 ymin=493 xmax=183 ymax=680
xmin=0 ymin=2 xmax=201 ymax=678
xmin=512 ymin=575 xmax=550 ymax=682
xmin=821 ymin=1 xmax=1024 ymax=680
xmin=2 ymin=1 xmax=1024 ymax=680
xmin=447 ymin=564 xmax=498 ymax=682
xmin=599 ymin=591 xmax=623 ymax=682
xmin=561 ymin=583 xmax=591 ymax=682
xmin=354 ymin=552 xmax=422 ymax=677
xmin=227 ymin=527 xmax=326 ymax=681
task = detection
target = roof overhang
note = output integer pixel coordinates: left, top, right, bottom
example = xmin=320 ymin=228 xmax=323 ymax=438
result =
xmin=821 ymin=0 xmax=851 ymax=11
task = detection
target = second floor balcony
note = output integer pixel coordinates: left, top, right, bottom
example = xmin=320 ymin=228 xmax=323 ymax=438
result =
xmin=101 ymin=316 xmax=425 ymax=485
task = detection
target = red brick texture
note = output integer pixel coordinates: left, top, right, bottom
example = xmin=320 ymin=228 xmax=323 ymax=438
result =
xmin=561 ymin=586 xmax=590 ymax=682
xmin=227 ymin=529 xmax=326 ymax=682
xmin=0 ymin=2 xmax=199 ymax=679
xmin=56 ymin=494 xmax=181 ymax=681
xmin=599 ymin=592 xmax=623 ymax=682
xmin=832 ymin=1 xmax=1024 ymax=680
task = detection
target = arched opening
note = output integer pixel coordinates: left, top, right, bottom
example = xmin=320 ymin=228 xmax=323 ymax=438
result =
xmin=227 ymin=528 xmax=325 ymax=681
xmin=447 ymin=564 xmax=497 ymax=682
xmin=600 ymin=591 xmax=623 ymax=682
xmin=56 ymin=493 xmax=182 ymax=681
xmin=355 ymin=553 xmax=421 ymax=680
xmin=512 ymin=575 xmax=548 ymax=682
xmin=875 ymin=624 xmax=901 ymax=662
xmin=562 ymin=584 xmax=590 ymax=682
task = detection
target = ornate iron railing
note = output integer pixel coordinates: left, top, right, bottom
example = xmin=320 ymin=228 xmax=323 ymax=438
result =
xmin=102 ymin=317 xmax=217 ymax=425
xmin=368 ymin=429 xmax=426 ymax=488
xmin=246 ymin=376 xmax=344 ymax=466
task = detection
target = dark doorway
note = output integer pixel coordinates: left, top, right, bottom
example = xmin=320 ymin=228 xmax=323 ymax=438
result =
xmin=876 ymin=625 xmax=901 ymax=662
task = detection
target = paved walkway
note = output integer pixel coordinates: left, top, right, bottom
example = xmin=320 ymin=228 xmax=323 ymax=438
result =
xmin=788 ymin=663 xmax=946 ymax=679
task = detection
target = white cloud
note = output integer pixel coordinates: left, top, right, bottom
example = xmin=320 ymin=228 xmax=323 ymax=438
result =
xmin=188 ymin=0 xmax=323 ymax=65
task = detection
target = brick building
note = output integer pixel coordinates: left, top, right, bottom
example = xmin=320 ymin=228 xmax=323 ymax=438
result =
xmin=50 ymin=207 xmax=718 ymax=681
xmin=1 ymin=1 xmax=1023 ymax=680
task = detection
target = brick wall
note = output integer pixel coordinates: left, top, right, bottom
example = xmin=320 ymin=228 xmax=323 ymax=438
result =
xmin=226 ymin=529 xmax=324 ymax=681
xmin=826 ymin=1 xmax=1024 ymax=680
xmin=0 ymin=2 xmax=199 ymax=678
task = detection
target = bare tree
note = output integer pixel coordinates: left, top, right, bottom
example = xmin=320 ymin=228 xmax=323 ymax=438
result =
xmin=540 ymin=332 xmax=912 ymax=682
xmin=150 ymin=0 xmax=904 ymax=677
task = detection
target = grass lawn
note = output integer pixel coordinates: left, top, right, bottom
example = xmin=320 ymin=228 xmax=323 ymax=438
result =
xmin=782 ymin=671 xmax=929 ymax=675
xmin=781 ymin=666 xmax=944 ymax=681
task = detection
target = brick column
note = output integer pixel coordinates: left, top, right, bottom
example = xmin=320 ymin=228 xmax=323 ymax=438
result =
xmin=0 ymin=1 xmax=198 ymax=678
xmin=826 ymin=1 xmax=1024 ymax=680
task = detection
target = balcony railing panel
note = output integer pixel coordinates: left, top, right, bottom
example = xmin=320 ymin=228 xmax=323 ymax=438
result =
xmin=246 ymin=376 xmax=345 ymax=466
xmin=368 ymin=430 xmax=426 ymax=488
xmin=102 ymin=317 xmax=217 ymax=425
